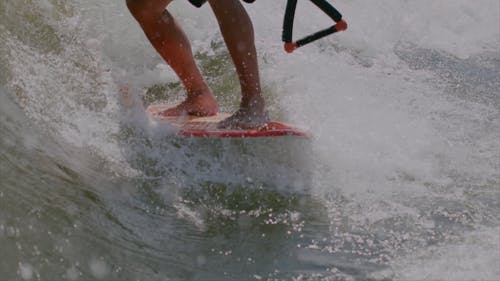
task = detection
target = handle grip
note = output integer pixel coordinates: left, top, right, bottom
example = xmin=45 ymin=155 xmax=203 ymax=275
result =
xmin=282 ymin=0 xmax=347 ymax=53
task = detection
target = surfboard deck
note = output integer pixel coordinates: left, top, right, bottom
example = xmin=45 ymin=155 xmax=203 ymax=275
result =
xmin=147 ymin=104 xmax=310 ymax=138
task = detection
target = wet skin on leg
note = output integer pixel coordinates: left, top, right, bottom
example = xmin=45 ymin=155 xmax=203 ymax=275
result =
xmin=126 ymin=0 xmax=218 ymax=116
xmin=209 ymin=0 xmax=269 ymax=128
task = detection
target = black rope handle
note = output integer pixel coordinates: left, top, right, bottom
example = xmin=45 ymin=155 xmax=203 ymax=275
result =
xmin=282 ymin=0 xmax=347 ymax=53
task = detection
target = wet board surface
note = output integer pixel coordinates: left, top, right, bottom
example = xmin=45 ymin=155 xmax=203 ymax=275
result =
xmin=147 ymin=104 xmax=311 ymax=138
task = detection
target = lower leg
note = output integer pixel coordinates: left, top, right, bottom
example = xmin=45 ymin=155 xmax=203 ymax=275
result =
xmin=209 ymin=0 xmax=265 ymax=114
xmin=127 ymin=0 xmax=217 ymax=115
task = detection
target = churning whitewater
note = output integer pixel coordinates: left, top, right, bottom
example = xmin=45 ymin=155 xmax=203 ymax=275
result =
xmin=1 ymin=0 xmax=499 ymax=280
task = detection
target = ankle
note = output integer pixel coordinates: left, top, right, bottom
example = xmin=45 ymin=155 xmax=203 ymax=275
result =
xmin=240 ymin=94 xmax=265 ymax=111
xmin=186 ymin=86 xmax=213 ymax=99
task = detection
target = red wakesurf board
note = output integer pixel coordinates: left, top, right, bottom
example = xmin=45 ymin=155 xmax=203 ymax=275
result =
xmin=147 ymin=104 xmax=310 ymax=138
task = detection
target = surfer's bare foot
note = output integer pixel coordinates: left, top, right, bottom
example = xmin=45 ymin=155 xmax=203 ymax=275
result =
xmin=160 ymin=91 xmax=218 ymax=117
xmin=218 ymin=108 xmax=270 ymax=129
xmin=218 ymin=96 xmax=269 ymax=129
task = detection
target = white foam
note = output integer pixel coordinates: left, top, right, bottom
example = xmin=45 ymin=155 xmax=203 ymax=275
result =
xmin=89 ymin=258 xmax=110 ymax=280
xmin=65 ymin=266 xmax=80 ymax=281
xmin=18 ymin=263 xmax=34 ymax=280
xmin=393 ymin=227 xmax=500 ymax=280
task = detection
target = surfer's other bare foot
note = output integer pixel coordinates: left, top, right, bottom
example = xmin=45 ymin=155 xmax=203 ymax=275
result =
xmin=160 ymin=91 xmax=218 ymax=117
xmin=218 ymin=95 xmax=269 ymax=129
xmin=217 ymin=107 xmax=270 ymax=129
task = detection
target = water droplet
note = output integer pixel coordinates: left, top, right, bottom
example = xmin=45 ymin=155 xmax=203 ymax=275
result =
xmin=18 ymin=263 xmax=34 ymax=280
xmin=89 ymin=258 xmax=109 ymax=280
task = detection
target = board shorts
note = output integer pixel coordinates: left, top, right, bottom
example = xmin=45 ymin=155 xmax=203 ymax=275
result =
xmin=188 ymin=0 xmax=255 ymax=8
